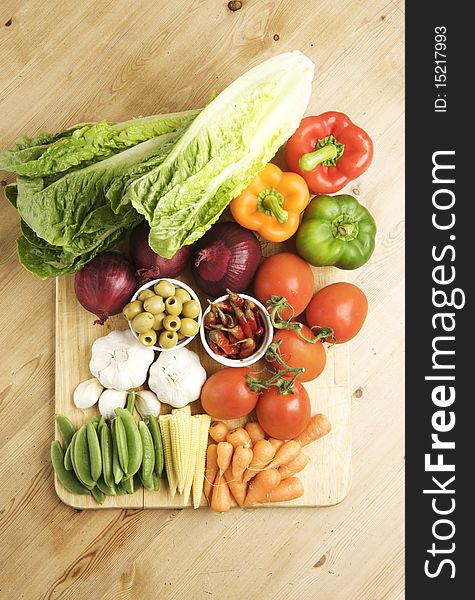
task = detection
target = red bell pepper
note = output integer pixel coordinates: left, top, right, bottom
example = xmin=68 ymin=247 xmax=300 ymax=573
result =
xmin=285 ymin=112 xmax=373 ymax=194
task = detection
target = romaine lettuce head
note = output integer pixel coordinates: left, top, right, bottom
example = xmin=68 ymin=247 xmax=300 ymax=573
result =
xmin=124 ymin=51 xmax=315 ymax=258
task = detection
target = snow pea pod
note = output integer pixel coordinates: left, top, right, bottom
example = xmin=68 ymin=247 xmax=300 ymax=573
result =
xmin=119 ymin=475 xmax=135 ymax=494
xmin=51 ymin=441 xmax=90 ymax=495
xmin=111 ymin=419 xmax=124 ymax=484
xmin=126 ymin=392 xmax=136 ymax=414
xmin=98 ymin=416 xmax=106 ymax=432
xmin=139 ymin=472 xmax=154 ymax=491
xmin=152 ymin=472 xmax=160 ymax=491
xmin=55 ymin=414 xmax=76 ymax=448
xmin=115 ymin=408 xmax=143 ymax=478
xmin=91 ymin=486 xmax=106 ymax=505
xmin=139 ymin=421 xmax=155 ymax=483
xmin=100 ymin=423 xmax=114 ymax=489
xmin=114 ymin=415 xmax=129 ymax=473
xmin=63 ymin=431 xmax=78 ymax=471
xmin=148 ymin=416 xmax=164 ymax=478
xmin=73 ymin=424 xmax=95 ymax=488
xmin=95 ymin=475 xmax=117 ymax=496
xmin=86 ymin=421 xmax=102 ymax=482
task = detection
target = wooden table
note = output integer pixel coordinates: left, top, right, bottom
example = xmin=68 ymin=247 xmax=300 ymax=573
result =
xmin=0 ymin=1 xmax=404 ymax=598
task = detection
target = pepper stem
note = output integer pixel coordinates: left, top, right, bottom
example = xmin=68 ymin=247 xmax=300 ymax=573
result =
xmin=337 ymin=223 xmax=357 ymax=237
xmin=257 ymin=188 xmax=288 ymax=224
xmin=299 ymin=134 xmax=345 ymax=171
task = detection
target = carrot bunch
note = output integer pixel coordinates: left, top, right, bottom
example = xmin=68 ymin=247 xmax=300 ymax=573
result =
xmin=204 ymin=414 xmax=331 ymax=512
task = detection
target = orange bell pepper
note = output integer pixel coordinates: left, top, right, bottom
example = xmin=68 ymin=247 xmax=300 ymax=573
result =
xmin=230 ymin=163 xmax=310 ymax=243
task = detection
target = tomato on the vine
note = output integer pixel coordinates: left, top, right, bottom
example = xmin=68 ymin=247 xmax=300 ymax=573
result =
xmin=271 ymin=325 xmax=326 ymax=382
xmin=306 ymin=282 xmax=368 ymax=343
xmin=256 ymin=381 xmax=311 ymax=440
xmin=200 ymin=367 xmax=258 ymax=419
xmin=253 ymin=252 xmax=314 ymax=319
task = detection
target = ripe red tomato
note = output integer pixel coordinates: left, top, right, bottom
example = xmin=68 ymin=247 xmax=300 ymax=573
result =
xmin=256 ymin=381 xmax=311 ymax=440
xmin=271 ymin=325 xmax=326 ymax=382
xmin=200 ymin=367 xmax=258 ymax=419
xmin=253 ymin=252 xmax=314 ymax=319
xmin=306 ymin=282 xmax=368 ymax=343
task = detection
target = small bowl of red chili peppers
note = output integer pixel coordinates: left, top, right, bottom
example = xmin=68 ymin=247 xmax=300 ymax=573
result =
xmin=200 ymin=289 xmax=273 ymax=367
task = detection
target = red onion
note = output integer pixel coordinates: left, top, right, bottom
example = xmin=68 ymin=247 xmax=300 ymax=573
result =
xmin=130 ymin=221 xmax=190 ymax=284
xmin=74 ymin=252 xmax=137 ymax=325
xmin=191 ymin=222 xmax=262 ymax=296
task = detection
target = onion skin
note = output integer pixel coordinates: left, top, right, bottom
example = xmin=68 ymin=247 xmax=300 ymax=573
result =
xmin=74 ymin=252 xmax=137 ymax=325
xmin=130 ymin=221 xmax=190 ymax=284
xmin=191 ymin=222 xmax=262 ymax=297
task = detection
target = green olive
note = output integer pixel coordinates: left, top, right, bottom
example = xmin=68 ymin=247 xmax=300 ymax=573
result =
xmin=154 ymin=280 xmax=175 ymax=298
xmin=143 ymin=295 xmax=165 ymax=314
xmin=181 ymin=299 xmax=201 ymax=319
xmin=179 ymin=317 xmax=199 ymax=337
xmin=139 ymin=330 xmax=157 ymax=346
xmin=163 ymin=314 xmax=181 ymax=332
xmin=159 ymin=330 xmax=178 ymax=349
xmin=138 ymin=288 xmax=155 ymax=301
xmin=131 ymin=311 xmax=155 ymax=333
xmin=177 ymin=331 xmax=186 ymax=341
xmin=122 ymin=300 xmax=143 ymax=320
xmin=174 ymin=288 xmax=192 ymax=303
xmin=152 ymin=312 xmax=165 ymax=331
xmin=164 ymin=296 xmax=182 ymax=316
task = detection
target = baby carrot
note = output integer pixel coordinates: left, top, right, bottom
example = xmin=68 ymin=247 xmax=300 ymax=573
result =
xmin=209 ymin=421 xmax=229 ymax=443
xmin=224 ymin=466 xmax=247 ymax=507
xmin=293 ymin=414 xmax=331 ymax=447
xmin=243 ymin=469 xmax=281 ymax=507
xmin=226 ymin=427 xmax=251 ymax=449
xmin=268 ymin=440 xmax=302 ymax=469
xmin=211 ymin=473 xmax=232 ymax=513
xmin=217 ymin=441 xmax=233 ymax=476
xmin=243 ymin=439 xmax=275 ymax=483
xmin=244 ymin=422 xmax=266 ymax=445
xmin=278 ymin=452 xmax=310 ymax=479
xmin=266 ymin=477 xmax=304 ymax=503
xmin=268 ymin=438 xmax=284 ymax=452
xmin=232 ymin=445 xmax=253 ymax=482
xmin=204 ymin=444 xmax=218 ymax=501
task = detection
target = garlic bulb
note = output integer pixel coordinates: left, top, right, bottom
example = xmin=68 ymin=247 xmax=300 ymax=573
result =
xmin=135 ymin=390 xmax=161 ymax=419
xmin=148 ymin=348 xmax=207 ymax=408
xmin=98 ymin=389 xmax=128 ymax=420
xmin=73 ymin=377 xmax=103 ymax=409
xmin=89 ymin=330 xmax=154 ymax=391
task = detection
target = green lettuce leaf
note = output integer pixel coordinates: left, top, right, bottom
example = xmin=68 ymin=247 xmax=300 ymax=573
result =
xmin=0 ymin=110 xmax=198 ymax=177
xmin=15 ymin=132 xmax=178 ymax=252
xmin=123 ymin=52 xmax=314 ymax=258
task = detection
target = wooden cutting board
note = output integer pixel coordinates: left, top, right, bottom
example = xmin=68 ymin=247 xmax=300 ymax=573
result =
xmin=55 ymin=241 xmax=351 ymax=509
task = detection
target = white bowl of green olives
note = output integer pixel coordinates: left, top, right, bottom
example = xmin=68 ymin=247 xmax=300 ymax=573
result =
xmin=123 ymin=278 xmax=202 ymax=351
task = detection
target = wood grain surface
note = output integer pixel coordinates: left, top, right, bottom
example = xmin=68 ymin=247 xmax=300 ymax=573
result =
xmin=0 ymin=0 xmax=404 ymax=598
xmin=55 ymin=251 xmax=350 ymax=510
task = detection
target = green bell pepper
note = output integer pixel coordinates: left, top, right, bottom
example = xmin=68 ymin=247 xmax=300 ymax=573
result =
xmin=296 ymin=194 xmax=376 ymax=270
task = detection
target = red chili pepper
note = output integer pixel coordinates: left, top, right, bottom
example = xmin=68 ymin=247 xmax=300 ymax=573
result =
xmin=239 ymin=338 xmax=256 ymax=358
xmin=211 ymin=324 xmax=246 ymax=341
xmin=255 ymin=326 xmax=264 ymax=336
xmin=244 ymin=308 xmax=257 ymax=333
xmin=232 ymin=305 xmax=253 ymax=339
xmin=204 ymin=311 xmax=217 ymax=329
xmin=213 ymin=300 xmax=233 ymax=312
xmin=285 ymin=112 xmax=374 ymax=194
xmin=226 ymin=289 xmax=245 ymax=309
xmin=214 ymin=304 xmax=233 ymax=327
xmin=244 ymin=299 xmax=256 ymax=311
xmin=208 ymin=329 xmax=237 ymax=355
xmin=209 ymin=341 xmax=225 ymax=356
